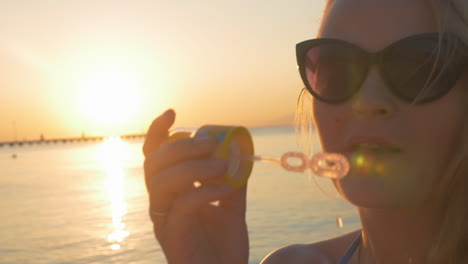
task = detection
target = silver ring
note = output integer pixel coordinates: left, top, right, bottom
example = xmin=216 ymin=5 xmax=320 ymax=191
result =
xmin=150 ymin=209 xmax=168 ymax=218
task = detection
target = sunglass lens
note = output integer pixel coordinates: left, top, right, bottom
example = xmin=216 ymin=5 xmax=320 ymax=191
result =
xmin=382 ymin=38 xmax=462 ymax=103
xmin=304 ymin=43 xmax=368 ymax=103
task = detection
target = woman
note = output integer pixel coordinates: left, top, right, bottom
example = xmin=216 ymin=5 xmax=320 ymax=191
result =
xmin=142 ymin=0 xmax=468 ymax=263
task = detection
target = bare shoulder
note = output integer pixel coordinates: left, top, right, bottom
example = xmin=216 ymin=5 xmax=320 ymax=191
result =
xmin=259 ymin=229 xmax=361 ymax=264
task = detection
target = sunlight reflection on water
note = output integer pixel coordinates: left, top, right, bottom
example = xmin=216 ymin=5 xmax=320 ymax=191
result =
xmin=0 ymin=127 xmax=360 ymax=263
xmin=98 ymin=137 xmax=130 ymax=250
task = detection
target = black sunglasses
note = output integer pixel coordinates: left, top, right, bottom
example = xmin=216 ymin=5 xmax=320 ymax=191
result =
xmin=296 ymin=33 xmax=468 ymax=104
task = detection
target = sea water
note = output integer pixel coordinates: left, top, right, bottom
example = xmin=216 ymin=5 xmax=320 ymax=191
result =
xmin=0 ymin=126 xmax=360 ymax=264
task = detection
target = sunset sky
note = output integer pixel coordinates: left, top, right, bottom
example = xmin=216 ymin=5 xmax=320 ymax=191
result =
xmin=0 ymin=0 xmax=325 ymax=141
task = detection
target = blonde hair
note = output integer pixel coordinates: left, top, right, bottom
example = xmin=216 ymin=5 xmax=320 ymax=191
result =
xmin=426 ymin=2 xmax=468 ymax=263
xmin=295 ymin=0 xmax=468 ymax=263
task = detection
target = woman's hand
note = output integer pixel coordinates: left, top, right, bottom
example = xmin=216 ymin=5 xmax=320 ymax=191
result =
xmin=143 ymin=109 xmax=249 ymax=264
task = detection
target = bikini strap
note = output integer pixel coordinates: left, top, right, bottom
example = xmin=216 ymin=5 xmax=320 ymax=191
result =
xmin=337 ymin=231 xmax=362 ymax=264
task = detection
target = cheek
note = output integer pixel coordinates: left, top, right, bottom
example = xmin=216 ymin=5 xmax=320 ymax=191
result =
xmin=408 ymin=85 xmax=466 ymax=167
xmin=312 ymin=101 xmax=347 ymax=152
xmin=396 ymin=85 xmax=467 ymax=200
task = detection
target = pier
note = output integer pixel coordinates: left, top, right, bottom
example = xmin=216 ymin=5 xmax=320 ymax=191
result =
xmin=0 ymin=134 xmax=146 ymax=148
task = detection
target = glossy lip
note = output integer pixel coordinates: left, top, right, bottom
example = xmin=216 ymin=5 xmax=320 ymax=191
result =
xmin=343 ymin=136 xmax=402 ymax=153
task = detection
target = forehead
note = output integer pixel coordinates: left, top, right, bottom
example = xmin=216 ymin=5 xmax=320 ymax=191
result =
xmin=320 ymin=0 xmax=437 ymax=51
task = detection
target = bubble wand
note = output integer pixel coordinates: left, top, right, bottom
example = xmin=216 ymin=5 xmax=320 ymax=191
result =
xmin=244 ymin=152 xmax=349 ymax=179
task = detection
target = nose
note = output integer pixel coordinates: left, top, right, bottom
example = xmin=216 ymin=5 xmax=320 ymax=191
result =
xmin=350 ymin=66 xmax=397 ymax=119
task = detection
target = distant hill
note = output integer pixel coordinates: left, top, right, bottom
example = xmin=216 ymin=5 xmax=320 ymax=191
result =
xmin=264 ymin=112 xmax=296 ymax=127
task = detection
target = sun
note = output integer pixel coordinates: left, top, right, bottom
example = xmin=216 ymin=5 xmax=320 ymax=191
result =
xmin=76 ymin=65 xmax=142 ymax=130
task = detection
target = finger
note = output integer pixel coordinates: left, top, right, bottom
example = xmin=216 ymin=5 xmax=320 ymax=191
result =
xmin=170 ymin=184 xmax=235 ymax=218
xmin=149 ymin=207 xmax=170 ymax=229
xmin=154 ymin=158 xmax=227 ymax=190
xmin=219 ymin=184 xmax=248 ymax=216
xmin=144 ymin=136 xmax=217 ymax=185
xmin=153 ymin=184 xmax=234 ymax=241
xmin=142 ymin=109 xmax=176 ymax=157
xmin=148 ymin=159 xmax=228 ymax=212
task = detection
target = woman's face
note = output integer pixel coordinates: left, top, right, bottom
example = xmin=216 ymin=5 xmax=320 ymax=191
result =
xmin=313 ymin=0 xmax=468 ymax=208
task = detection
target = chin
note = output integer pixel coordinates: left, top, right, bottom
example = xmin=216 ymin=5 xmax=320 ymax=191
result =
xmin=333 ymin=176 xmax=430 ymax=209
